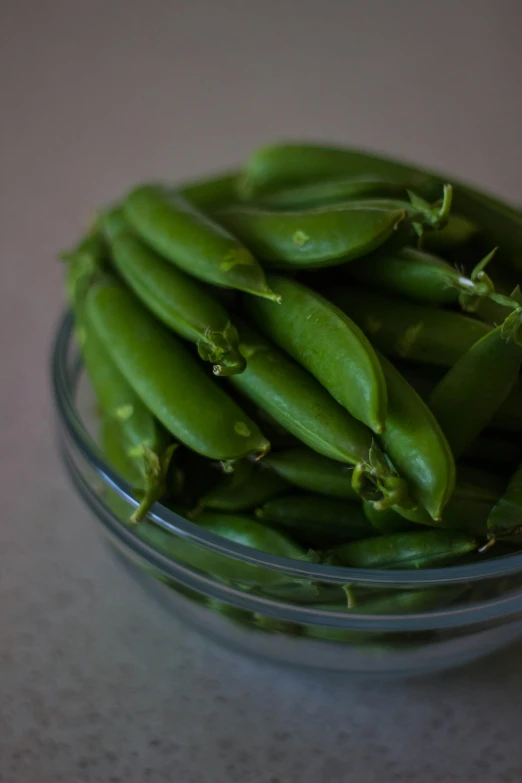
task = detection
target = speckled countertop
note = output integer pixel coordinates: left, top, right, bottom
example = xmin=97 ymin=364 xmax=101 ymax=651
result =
xmin=2 ymin=1 xmax=522 ymax=780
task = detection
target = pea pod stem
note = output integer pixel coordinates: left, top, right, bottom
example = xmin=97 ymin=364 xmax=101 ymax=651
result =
xmin=229 ymin=319 xmax=410 ymax=508
xmin=407 ymin=183 xmax=452 ymax=232
xmin=457 ymin=248 xmax=497 ymax=312
xmin=130 ymin=443 xmax=178 ymax=524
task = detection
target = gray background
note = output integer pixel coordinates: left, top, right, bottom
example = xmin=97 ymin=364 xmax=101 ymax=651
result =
xmin=2 ymin=0 xmax=522 ymax=780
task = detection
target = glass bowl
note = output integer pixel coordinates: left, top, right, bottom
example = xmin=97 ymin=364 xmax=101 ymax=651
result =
xmin=51 ymin=310 xmax=522 ymax=676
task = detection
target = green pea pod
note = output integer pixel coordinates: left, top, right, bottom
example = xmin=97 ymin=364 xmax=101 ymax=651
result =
xmin=255 ymin=177 xmax=408 ymax=210
xmin=214 ymin=203 xmax=409 ymax=269
xmin=86 ymin=278 xmax=270 ymax=460
xmin=377 ymin=354 xmax=456 ymax=520
xmin=123 ymin=185 xmax=279 ymax=301
xmin=83 ymin=322 xmax=175 ymax=523
xmin=247 ymin=275 xmax=388 ymax=433
xmin=325 ymin=285 xmax=490 ymax=367
xmin=178 ymin=170 xmax=240 ymax=211
xmin=239 ymin=142 xmax=522 ymax=258
xmin=136 ymin=512 xmax=315 ymax=589
xmin=487 ymin=463 xmax=522 ymax=538
xmin=229 ymin=319 xmax=409 ymax=507
xmin=102 ymin=207 xmax=245 ymax=376
xmin=363 ymin=500 xmax=417 ymax=534
xmin=347 ymin=247 xmax=495 ymax=308
xmin=66 ymin=257 xmax=175 ymax=523
xmin=306 ymin=587 xmax=464 ymax=643
xmin=264 ymin=448 xmax=358 ymax=499
xmin=256 ymin=494 xmax=376 ymax=548
xmin=331 ymin=530 xmax=477 ymax=569
xmin=239 ymin=143 xmax=435 ymax=197
xmin=429 ymin=325 xmax=522 ymax=459
xmin=198 ymin=462 xmax=289 ymax=512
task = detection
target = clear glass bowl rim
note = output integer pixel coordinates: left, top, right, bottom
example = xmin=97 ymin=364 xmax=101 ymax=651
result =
xmin=51 ymin=309 xmax=522 ymax=631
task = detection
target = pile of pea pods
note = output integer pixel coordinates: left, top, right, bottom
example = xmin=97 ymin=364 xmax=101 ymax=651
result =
xmin=63 ymin=140 xmax=522 ymax=600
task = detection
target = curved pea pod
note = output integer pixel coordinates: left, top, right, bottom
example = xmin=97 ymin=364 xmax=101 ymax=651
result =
xmin=264 ymin=448 xmax=358 ymax=499
xmin=325 ymin=285 xmax=491 ymax=367
xmin=67 ymin=267 xmax=168 ymax=454
xmin=487 ymin=463 xmax=522 ymax=538
xmin=102 ymin=207 xmax=245 ymax=376
xmin=429 ymin=324 xmax=522 ymax=459
xmin=136 ymin=512 xmax=316 ymax=589
xmin=347 ymin=247 xmax=495 ymax=308
xmin=86 ymin=278 xmax=270 ymax=461
xmin=238 ymin=143 xmax=435 ymax=198
xmin=256 ymin=494 xmax=376 ymax=548
xmin=362 ymin=500 xmax=417 ymax=534
xmin=247 ymin=275 xmax=387 ymax=432
xmin=123 ymin=185 xmax=279 ymax=302
xmin=241 ymin=142 xmax=522 ymax=269
xmin=66 ymin=262 xmax=175 ymax=524
xmin=178 ymin=170 xmax=240 ymax=211
xmin=239 ymin=143 xmax=511 ymax=228
xmin=331 ymin=530 xmax=477 ymax=569
xmin=229 ymin=319 xmax=409 ymax=508
xmin=255 ymin=177 xmax=408 ymax=210
xmin=377 ymin=354 xmax=456 ymax=520
xmin=214 ymin=203 xmax=409 ymax=269
xmin=197 ymin=461 xmax=289 ymax=512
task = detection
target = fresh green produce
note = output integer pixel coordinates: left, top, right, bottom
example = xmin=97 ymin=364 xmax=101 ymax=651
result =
xmin=102 ymin=207 xmax=245 ymax=376
xmin=214 ymin=187 xmax=451 ymax=269
xmin=247 ymin=274 xmax=388 ymax=432
xmin=86 ymin=277 xmax=270 ymax=460
xmin=331 ymin=530 xmax=477 ymax=569
xmin=58 ymin=139 xmax=522 ymax=648
xmin=430 ymin=322 xmax=522 ymax=458
xmin=123 ymin=185 xmax=279 ymax=301
xmin=229 ymin=319 xmax=409 ymax=509
xmin=346 ymin=246 xmax=495 ymax=309
xmin=264 ymin=448 xmax=358 ymax=499
xmin=324 ymin=285 xmax=491 ymax=367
